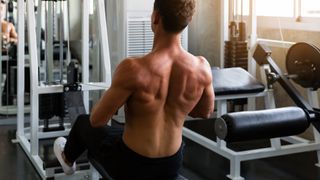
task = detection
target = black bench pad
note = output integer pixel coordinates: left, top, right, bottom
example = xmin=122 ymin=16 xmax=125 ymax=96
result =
xmin=88 ymin=155 xmax=188 ymax=180
xmin=88 ymin=156 xmax=114 ymax=180
xmin=212 ymin=67 xmax=265 ymax=96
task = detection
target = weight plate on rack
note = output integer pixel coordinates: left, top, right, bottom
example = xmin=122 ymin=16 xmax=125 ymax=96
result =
xmin=286 ymin=42 xmax=320 ymax=89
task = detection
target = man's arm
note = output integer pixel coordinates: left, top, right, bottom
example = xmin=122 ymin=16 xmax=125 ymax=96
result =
xmin=189 ymin=82 xmax=215 ymax=118
xmin=189 ymin=60 xmax=215 ymax=119
xmin=9 ymin=23 xmax=18 ymax=43
xmin=90 ymin=59 xmax=137 ymax=127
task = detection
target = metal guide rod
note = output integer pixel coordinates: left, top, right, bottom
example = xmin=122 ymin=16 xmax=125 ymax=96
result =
xmin=248 ymin=0 xmax=257 ymax=76
xmin=66 ymin=0 xmax=71 ymax=65
xmin=46 ymin=1 xmax=54 ymax=83
xmin=82 ymin=0 xmax=90 ymax=112
xmin=59 ymin=1 xmax=64 ymax=83
xmin=96 ymin=0 xmax=111 ymax=85
xmin=27 ymin=0 xmax=40 ymax=156
xmin=17 ymin=0 xmax=25 ymax=137
xmin=36 ymin=0 xmax=42 ymax=65
xmin=220 ymin=0 xmax=229 ymax=68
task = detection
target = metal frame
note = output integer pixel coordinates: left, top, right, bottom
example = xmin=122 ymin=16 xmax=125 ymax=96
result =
xmin=0 ymin=1 xmax=30 ymax=116
xmin=183 ymin=0 xmax=320 ymax=179
xmin=183 ymin=83 xmax=272 ymax=180
xmin=15 ymin=0 xmax=111 ymax=179
xmin=183 ymin=57 xmax=320 ymax=180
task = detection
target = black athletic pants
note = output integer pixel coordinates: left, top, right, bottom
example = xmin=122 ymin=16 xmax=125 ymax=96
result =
xmin=64 ymin=115 xmax=184 ymax=180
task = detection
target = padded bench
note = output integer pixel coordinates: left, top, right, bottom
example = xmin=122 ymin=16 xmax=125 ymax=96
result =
xmin=212 ymin=67 xmax=266 ymax=117
xmin=212 ymin=67 xmax=265 ymax=96
xmin=88 ymin=155 xmax=188 ymax=180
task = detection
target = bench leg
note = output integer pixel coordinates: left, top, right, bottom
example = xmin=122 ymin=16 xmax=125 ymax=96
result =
xmin=90 ymin=164 xmax=101 ymax=180
xmin=227 ymin=158 xmax=244 ymax=180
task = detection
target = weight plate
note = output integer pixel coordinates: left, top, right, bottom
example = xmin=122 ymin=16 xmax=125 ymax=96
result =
xmin=286 ymin=42 xmax=320 ymax=89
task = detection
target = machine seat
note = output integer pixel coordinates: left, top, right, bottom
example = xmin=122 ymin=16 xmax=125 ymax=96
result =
xmin=212 ymin=67 xmax=265 ymax=96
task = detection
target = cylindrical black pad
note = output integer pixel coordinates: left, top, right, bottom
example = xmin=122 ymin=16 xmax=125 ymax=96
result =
xmin=215 ymin=107 xmax=309 ymax=142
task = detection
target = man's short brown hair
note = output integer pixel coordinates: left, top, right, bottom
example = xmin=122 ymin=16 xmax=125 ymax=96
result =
xmin=154 ymin=0 xmax=195 ymax=33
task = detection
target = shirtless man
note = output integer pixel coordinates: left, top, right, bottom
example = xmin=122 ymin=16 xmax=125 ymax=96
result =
xmin=1 ymin=0 xmax=17 ymax=45
xmin=54 ymin=0 xmax=215 ymax=179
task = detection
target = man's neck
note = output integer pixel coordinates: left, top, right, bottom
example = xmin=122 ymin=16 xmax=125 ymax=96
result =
xmin=152 ymin=31 xmax=182 ymax=52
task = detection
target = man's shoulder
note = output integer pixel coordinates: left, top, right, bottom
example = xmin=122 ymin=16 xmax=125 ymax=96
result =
xmin=115 ymin=57 xmax=144 ymax=80
xmin=189 ymin=55 xmax=212 ymax=84
xmin=118 ymin=57 xmax=141 ymax=70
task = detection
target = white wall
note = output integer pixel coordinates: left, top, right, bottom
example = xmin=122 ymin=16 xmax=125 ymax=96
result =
xmin=127 ymin=0 xmax=153 ymax=12
xmin=188 ymin=0 xmax=220 ymax=66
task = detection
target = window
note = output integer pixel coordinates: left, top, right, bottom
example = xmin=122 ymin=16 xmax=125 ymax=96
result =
xmin=301 ymin=0 xmax=320 ymax=17
xmin=235 ymin=0 xmax=320 ymax=18
xmin=256 ymin=0 xmax=294 ymax=17
xmin=232 ymin=0 xmax=320 ymax=31
xmin=90 ymin=0 xmax=94 ymax=14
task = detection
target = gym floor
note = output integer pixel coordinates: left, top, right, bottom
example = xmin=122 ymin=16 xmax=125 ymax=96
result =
xmin=0 ymin=116 xmax=320 ymax=180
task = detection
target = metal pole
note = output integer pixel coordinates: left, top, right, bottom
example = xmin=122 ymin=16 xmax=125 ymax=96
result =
xmin=59 ymin=1 xmax=64 ymax=83
xmin=46 ymin=1 xmax=54 ymax=83
xmin=220 ymin=0 xmax=229 ymax=68
xmin=17 ymin=0 xmax=25 ymax=137
xmin=96 ymin=0 xmax=111 ymax=86
xmin=82 ymin=0 xmax=90 ymax=112
xmin=27 ymin=0 xmax=40 ymax=156
xmin=36 ymin=0 xmax=42 ymax=65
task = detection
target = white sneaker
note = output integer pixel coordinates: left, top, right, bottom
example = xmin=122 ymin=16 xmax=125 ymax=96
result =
xmin=54 ymin=137 xmax=76 ymax=175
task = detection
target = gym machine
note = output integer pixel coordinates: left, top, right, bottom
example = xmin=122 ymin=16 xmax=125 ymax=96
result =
xmin=223 ymin=0 xmax=249 ymax=113
xmin=215 ymin=42 xmax=320 ymax=178
xmin=217 ymin=42 xmax=320 ymax=141
xmin=0 ymin=0 xmax=31 ymax=116
xmin=14 ymin=0 xmax=111 ymax=179
xmin=224 ymin=0 xmax=248 ymax=70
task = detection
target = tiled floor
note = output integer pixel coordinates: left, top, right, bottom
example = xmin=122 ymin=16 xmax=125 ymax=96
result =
xmin=1 ymin=117 xmax=320 ymax=180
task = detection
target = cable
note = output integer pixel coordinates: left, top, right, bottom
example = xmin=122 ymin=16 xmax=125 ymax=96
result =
xmin=241 ymin=0 xmax=243 ymax=22
xmin=277 ymin=17 xmax=289 ymax=54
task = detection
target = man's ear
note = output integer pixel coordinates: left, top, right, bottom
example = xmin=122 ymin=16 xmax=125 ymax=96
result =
xmin=152 ymin=10 xmax=160 ymax=25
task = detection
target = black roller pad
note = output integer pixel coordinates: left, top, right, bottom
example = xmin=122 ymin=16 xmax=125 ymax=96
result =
xmin=215 ymin=107 xmax=310 ymax=142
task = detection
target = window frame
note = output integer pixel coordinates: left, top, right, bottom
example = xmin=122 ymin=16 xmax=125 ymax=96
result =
xmin=239 ymin=0 xmax=320 ymax=31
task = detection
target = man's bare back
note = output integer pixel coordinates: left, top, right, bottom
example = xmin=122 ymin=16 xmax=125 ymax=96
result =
xmin=123 ymin=47 xmax=214 ymax=158
xmin=90 ymin=0 xmax=214 ymax=160
xmin=91 ymin=44 xmax=214 ymax=158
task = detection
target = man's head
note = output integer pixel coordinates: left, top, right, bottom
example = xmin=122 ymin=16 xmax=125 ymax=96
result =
xmin=153 ymin=0 xmax=195 ymax=34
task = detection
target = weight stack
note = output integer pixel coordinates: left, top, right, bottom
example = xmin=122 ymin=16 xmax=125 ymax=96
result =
xmin=224 ymin=40 xmax=248 ymax=70
xmin=224 ymin=40 xmax=249 ymax=110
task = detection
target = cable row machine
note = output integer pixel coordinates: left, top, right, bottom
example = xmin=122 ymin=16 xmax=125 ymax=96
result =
xmin=14 ymin=0 xmax=111 ymax=179
xmin=0 ymin=0 xmax=31 ymax=116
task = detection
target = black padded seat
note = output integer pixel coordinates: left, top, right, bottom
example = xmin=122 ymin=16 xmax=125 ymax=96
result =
xmin=212 ymin=67 xmax=265 ymax=96
xmin=88 ymin=155 xmax=188 ymax=180
xmin=88 ymin=155 xmax=114 ymax=180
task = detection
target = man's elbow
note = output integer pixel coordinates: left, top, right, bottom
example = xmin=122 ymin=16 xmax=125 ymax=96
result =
xmin=189 ymin=110 xmax=214 ymax=119
xmin=90 ymin=115 xmax=106 ymax=128
xmin=202 ymin=111 xmax=213 ymax=119
xmin=202 ymin=106 xmax=215 ymax=118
